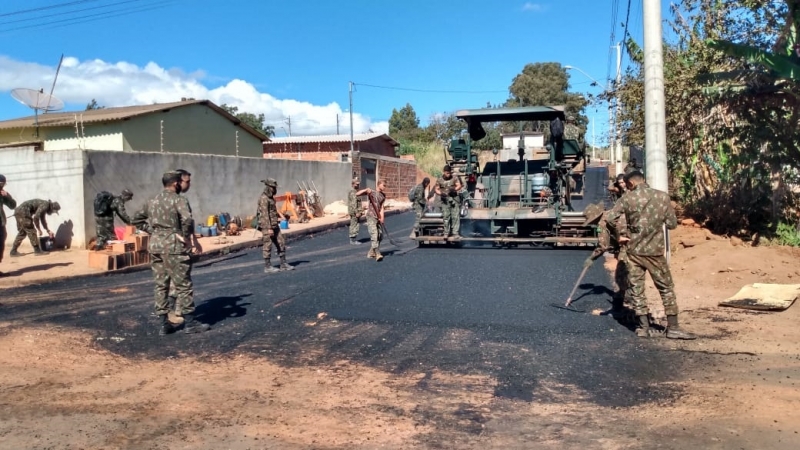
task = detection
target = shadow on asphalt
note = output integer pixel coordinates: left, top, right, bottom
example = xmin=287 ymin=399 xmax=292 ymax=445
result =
xmin=2 ymin=262 xmax=73 ymax=277
xmin=194 ymin=253 xmax=246 ymax=268
xmin=195 ymin=293 xmax=252 ymax=326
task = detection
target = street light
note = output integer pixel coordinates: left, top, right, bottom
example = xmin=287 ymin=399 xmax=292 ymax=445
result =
xmin=565 ymin=65 xmax=619 ymax=171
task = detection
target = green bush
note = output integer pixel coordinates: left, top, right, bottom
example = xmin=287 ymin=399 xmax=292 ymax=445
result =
xmin=774 ymin=222 xmax=800 ymax=247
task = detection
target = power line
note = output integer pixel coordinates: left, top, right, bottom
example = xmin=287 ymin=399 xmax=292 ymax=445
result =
xmin=0 ymin=0 xmax=143 ymax=26
xmin=354 ymin=82 xmax=507 ymax=94
xmin=0 ymin=0 xmax=102 ymax=18
xmin=621 ymin=0 xmax=633 ymax=63
xmin=0 ymin=0 xmax=174 ymax=33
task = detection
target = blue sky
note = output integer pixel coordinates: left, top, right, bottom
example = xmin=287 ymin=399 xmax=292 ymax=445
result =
xmin=0 ymin=0 xmax=670 ymax=143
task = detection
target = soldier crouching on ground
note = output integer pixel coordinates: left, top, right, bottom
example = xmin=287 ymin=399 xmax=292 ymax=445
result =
xmin=9 ymin=199 xmax=60 ymax=257
xmin=259 ymin=178 xmax=294 ymax=273
xmin=94 ymin=189 xmax=134 ymax=250
xmin=410 ymin=177 xmax=430 ymax=238
xmin=584 ymin=199 xmax=630 ymax=317
xmin=347 ymin=178 xmax=363 ymax=245
xmin=606 ymin=170 xmax=696 ymax=340
xmin=133 ymin=171 xmax=208 ymax=335
xmin=356 ymin=179 xmax=387 ymax=261
xmin=0 ymin=174 xmax=16 ymax=274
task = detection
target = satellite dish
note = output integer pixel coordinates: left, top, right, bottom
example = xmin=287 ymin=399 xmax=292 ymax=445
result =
xmin=11 ymin=88 xmax=64 ymax=112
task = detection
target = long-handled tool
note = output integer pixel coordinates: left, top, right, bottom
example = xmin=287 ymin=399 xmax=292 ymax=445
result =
xmin=380 ymin=221 xmax=401 ymax=247
xmin=550 ymin=261 xmax=592 ymax=313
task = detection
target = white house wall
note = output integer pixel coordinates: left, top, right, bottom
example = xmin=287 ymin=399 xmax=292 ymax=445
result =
xmin=0 ymin=146 xmax=86 ymax=251
xmin=45 ymin=132 xmax=124 ymax=151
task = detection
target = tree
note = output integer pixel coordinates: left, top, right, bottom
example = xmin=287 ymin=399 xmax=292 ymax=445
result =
xmin=506 ymin=62 xmax=589 ymax=134
xmin=85 ymin=99 xmax=104 ymax=110
xmin=388 ymin=103 xmax=422 ymax=141
xmin=220 ymin=104 xmax=275 ymax=138
xmin=423 ymin=112 xmax=466 ymax=143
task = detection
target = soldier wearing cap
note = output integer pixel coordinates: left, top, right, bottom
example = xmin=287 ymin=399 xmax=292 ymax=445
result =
xmin=258 ymin=178 xmax=294 ymax=273
xmin=94 ymin=189 xmax=134 ymax=251
xmin=9 ymin=199 xmax=60 ymax=257
xmin=133 ymin=171 xmax=208 ymax=335
xmin=347 ymin=177 xmax=364 ymax=245
xmin=0 ymin=174 xmax=17 ymax=271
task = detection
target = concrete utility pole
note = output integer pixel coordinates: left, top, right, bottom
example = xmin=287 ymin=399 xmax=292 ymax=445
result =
xmin=336 ymin=113 xmax=340 ymax=135
xmin=643 ymin=0 xmax=668 ymax=193
xmin=613 ymin=42 xmax=623 ymax=176
xmin=284 ymin=116 xmax=292 ymax=137
xmin=349 ymin=82 xmax=355 ymax=157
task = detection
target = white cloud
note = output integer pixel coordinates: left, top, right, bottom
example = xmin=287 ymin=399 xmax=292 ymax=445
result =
xmin=521 ymin=2 xmax=546 ymax=12
xmin=0 ymin=55 xmax=388 ymax=136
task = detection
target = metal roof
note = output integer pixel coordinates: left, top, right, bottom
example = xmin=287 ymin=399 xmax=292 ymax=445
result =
xmin=266 ymin=132 xmax=399 ymax=146
xmin=0 ymin=99 xmax=270 ymax=141
xmin=455 ymin=105 xmax=566 ymax=123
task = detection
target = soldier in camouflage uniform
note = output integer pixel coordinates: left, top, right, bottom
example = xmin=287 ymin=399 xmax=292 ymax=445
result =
xmin=410 ymin=177 xmax=430 ymax=237
xmin=564 ymin=115 xmax=583 ymax=143
xmin=0 ymin=174 xmax=17 ymax=272
xmin=606 ymin=171 xmax=696 ymax=340
xmin=584 ymin=198 xmax=630 ymax=316
xmin=356 ymin=179 xmax=386 ymax=261
xmin=94 ymin=190 xmax=134 ymax=250
xmin=435 ymin=165 xmax=463 ymax=240
xmin=258 ymin=178 xmax=295 ymax=273
xmin=347 ymin=178 xmax=363 ymax=245
xmin=133 ymin=172 xmax=208 ymax=335
xmin=9 ymin=199 xmax=60 ymax=257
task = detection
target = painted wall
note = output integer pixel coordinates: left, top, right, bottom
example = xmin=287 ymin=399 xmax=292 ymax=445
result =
xmin=0 ymin=146 xmax=86 ymax=251
xmin=120 ymin=104 xmax=263 ymax=157
xmin=263 ymin=137 xmax=397 ymax=160
xmin=81 ymin=151 xmax=352 ymax=248
xmin=0 ymin=104 xmax=265 ymax=157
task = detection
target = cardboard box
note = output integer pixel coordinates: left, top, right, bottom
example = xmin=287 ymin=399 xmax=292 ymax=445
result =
xmin=110 ymin=242 xmax=135 ymax=254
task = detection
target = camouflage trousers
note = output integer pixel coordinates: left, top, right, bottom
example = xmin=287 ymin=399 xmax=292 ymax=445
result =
xmin=613 ymin=258 xmax=629 ymax=301
xmin=442 ymin=200 xmax=460 ymax=237
xmin=366 ymin=216 xmax=382 ymax=250
xmin=349 ymin=214 xmax=361 ymax=238
xmin=95 ymin=216 xmax=116 ymax=250
xmin=625 ymin=253 xmax=678 ymax=316
xmin=0 ymin=225 xmax=6 ymax=263
xmin=151 ymin=253 xmax=194 ymax=316
xmin=11 ymin=214 xmax=39 ymax=251
xmin=413 ymin=204 xmax=425 ymax=231
xmin=262 ymin=228 xmax=286 ymax=261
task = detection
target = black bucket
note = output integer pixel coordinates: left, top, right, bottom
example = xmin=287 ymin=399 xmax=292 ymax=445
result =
xmin=39 ymin=236 xmax=54 ymax=251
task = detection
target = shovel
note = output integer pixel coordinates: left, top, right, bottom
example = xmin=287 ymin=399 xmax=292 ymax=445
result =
xmin=550 ymin=262 xmax=592 ymax=313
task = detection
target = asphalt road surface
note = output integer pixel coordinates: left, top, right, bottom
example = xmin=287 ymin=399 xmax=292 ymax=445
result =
xmin=3 ymin=210 xmax=683 ymax=411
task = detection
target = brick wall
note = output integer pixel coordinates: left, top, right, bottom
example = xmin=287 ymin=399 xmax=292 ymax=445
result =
xmin=263 ymin=137 xmax=397 ymax=160
xmin=375 ymin=158 xmax=416 ymax=200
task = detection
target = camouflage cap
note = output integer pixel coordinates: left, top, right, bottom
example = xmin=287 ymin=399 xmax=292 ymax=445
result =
xmin=121 ymin=189 xmax=134 ymax=198
xmin=50 ymin=201 xmax=61 ymax=215
xmin=262 ymin=178 xmax=278 ymax=188
xmin=581 ymin=203 xmax=605 ymax=227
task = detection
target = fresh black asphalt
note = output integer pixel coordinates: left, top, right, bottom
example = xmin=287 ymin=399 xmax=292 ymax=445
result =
xmin=2 ymin=182 xmax=685 ymax=410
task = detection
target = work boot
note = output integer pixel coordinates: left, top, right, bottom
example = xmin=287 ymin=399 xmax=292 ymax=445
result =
xmin=280 ymin=257 xmax=294 ymax=271
xmin=33 ymin=247 xmax=49 ymax=256
xmin=367 ymin=249 xmax=375 ymax=259
xmin=666 ymin=315 xmax=697 ymax=340
xmin=264 ymin=260 xmax=280 ymax=274
xmin=635 ymin=315 xmax=651 ymax=338
xmin=350 ymin=237 xmax=361 ymax=245
xmin=374 ymin=251 xmax=384 ymax=262
xmin=183 ymin=314 xmax=210 ymax=334
xmin=9 ymin=249 xmax=20 ymax=257
xmin=159 ymin=315 xmax=176 ymax=336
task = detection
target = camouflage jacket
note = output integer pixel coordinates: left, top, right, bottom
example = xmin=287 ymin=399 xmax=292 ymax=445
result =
xmin=15 ymin=199 xmax=54 ymax=232
xmin=257 ymin=189 xmax=281 ymax=229
xmin=606 ymin=184 xmax=677 ymax=256
xmin=134 ymin=189 xmax=194 ymax=255
xmin=347 ymin=189 xmax=362 ymax=216
xmin=599 ymin=199 xmax=628 ymax=251
xmin=564 ymin=123 xmax=583 ymax=142
xmin=436 ymin=176 xmax=462 ymax=203
xmin=0 ymin=191 xmax=16 ymax=227
xmin=97 ymin=196 xmax=132 ymax=224
xmin=411 ymin=184 xmax=427 ymax=208
xmin=365 ymin=190 xmax=386 ymax=219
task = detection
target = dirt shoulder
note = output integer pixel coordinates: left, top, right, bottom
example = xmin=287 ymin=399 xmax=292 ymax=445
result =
xmin=0 ymin=225 xmax=798 ymax=449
